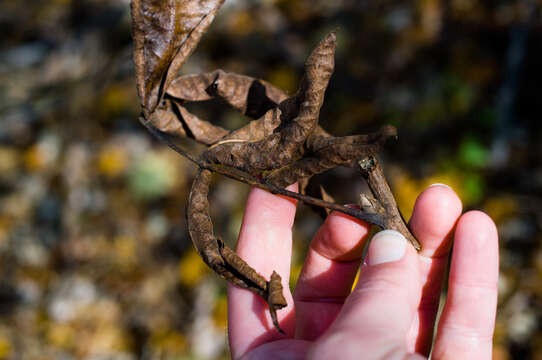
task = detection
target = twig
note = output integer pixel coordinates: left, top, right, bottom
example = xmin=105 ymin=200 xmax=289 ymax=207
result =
xmin=358 ymin=156 xmax=421 ymax=250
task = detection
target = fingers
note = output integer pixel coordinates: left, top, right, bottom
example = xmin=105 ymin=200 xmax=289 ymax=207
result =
xmin=310 ymin=230 xmax=421 ymax=358
xmin=228 ymin=184 xmax=298 ymax=359
xmin=432 ymin=211 xmax=499 ymax=360
xmin=293 ymin=210 xmax=371 ymax=340
xmin=407 ymin=184 xmax=463 ymax=355
xmin=242 ymin=339 xmax=310 ymax=360
xmin=410 ymin=184 xmax=463 ymax=258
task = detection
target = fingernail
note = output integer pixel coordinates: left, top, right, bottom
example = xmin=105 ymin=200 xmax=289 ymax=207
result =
xmin=368 ymin=230 xmax=407 ymax=265
xmin=428 ymin=183 xmax=451 ymax=190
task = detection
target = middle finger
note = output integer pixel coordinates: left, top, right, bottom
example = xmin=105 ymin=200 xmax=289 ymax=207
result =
xmin=293 ymin=210 xmax=370 ymax=340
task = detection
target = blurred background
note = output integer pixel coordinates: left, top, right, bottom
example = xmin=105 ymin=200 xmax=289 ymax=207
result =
xmin=0 ymin=0 xmax=540 ymax=358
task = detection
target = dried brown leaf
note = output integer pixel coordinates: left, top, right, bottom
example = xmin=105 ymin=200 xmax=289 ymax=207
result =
xmin=187 ymin=169 xmax=288 ymax=331
xmin=165 ymin=1 xmax=224 ymax=95
xmin=167 ymin=72 xmax=217 ymax=102
xmin=187 ymin=169 xmax=224 ymax=269
xmin=281 ymin=31 xmax=336 ymax=145
xmin=168 ymin=70 xmax=288 ymax=118
xmin=267 ymin=271 xmax=287 ymax=332
xmin=263 ymin=126 xmax=397 ymax=187
xmin=147 ymin=103 xmax=188 ymax=138
xmin=219 ymin=109 xmax=281 ymax=142
xmin=146 ymin=100 xmax=229 ymax=145
xmin=133 ymin=4 xmax=420 ymax=332
xmin=171 ymin=101 xmax=229 ymax=144
xmin=131 ymin=0 xmax=224 ymax=116
xmin=203 ymin=32 xmax=337 ymax=174
xmin=167 ymin=70 xmax=331 ymax=144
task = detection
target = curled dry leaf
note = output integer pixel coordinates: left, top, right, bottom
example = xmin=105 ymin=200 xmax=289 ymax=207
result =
xmin=167 ymin=70 xmax=333 ymax=140
xmin=172 ymin=101 xmax=229 ymax=144
xmin=168 ymin=70 xmax=287 ymax=117
xmin=131 ymin=0 xmax=420 ymax=333
xmin=203 ymin=32 xmax=337 ymax=174
xmin=147 ymin=98 xmax=229 ymax=145
xmin=131 ymin=0 xmax=224 ymax=116
xmin=263 ymin=126 xmax=398 ymax=187
xmin=187 ymin=168 xmax=287 ymax=331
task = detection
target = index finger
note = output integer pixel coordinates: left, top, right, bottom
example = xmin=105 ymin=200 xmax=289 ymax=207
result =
xmin=228 ymin=184 xmax=298 ymax=359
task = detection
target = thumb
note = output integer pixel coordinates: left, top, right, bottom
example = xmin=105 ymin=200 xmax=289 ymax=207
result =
xmin=311 ymin=230 xmax=422 ymax=359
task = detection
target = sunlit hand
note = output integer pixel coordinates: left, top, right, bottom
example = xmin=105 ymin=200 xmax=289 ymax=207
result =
xmin=228 ymin=184 xmax=498 ymax=360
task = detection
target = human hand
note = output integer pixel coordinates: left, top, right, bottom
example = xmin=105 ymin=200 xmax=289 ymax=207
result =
xmin=228 ymin=184 xmax=498 ymax=360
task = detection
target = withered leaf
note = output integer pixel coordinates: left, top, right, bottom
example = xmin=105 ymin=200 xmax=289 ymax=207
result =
xmin=167 ymin=72 xmax=217 ymax=102
xmin=146 ymin=99 xmax=228 ymax=145
xmin=282 ymin=31 xmax=336 ymax=145
xmin=132 ymin=0 xmax=421 ymax=331
xmin=167 ymin=70 xmax=332 ymax=144
xmin=168 ymin=70 xmax=288 ymax=118
xmin=187 ymin=168 xmax=287 ymax=331
xmin=131 ymin=0 xmax=224 ymax=116
xmin=187 ymin=169 xmax=266 ymax=291
xmin=171 ymin=100 xmax=229 ymax=144
xmin=187 ymin=168 xmax=224 ymax=270
xmin=203 ymin=32 xmax=337 ymax=174
xmin=147 ymin=102 xmax=187 ymax=138
xmin=219 ymin=109 xmax=280 ymax=142
xmin=264 ymin=126 xmax=398 ymax=187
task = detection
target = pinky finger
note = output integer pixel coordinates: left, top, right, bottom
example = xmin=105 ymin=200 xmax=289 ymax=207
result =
xmin=432 ymin=211 xmax=499 ymax=360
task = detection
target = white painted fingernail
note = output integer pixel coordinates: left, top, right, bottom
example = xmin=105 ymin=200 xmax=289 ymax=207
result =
xmin=428 ymin=183 xmax=451 ymax=190
xmin=368 ymin=230 xmax=407 ymax=266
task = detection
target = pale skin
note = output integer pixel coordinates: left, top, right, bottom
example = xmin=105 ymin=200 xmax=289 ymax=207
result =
xmin=228 ymin=184 xmax=499 ymax=360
